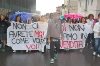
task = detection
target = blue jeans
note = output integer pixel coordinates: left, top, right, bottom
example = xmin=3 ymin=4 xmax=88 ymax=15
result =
xmin=94 ymin=38 xmax=100 ymax=55
xmin=87 ymin=33 xmax=94 ymax=48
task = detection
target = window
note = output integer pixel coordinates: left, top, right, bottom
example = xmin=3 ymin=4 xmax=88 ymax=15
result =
xmin=85 ymin=0 xmax=88 ymax=9
xmin=88 ymin=0 xmax=89 ymax=5
xmin=91 ymin=0 xmax=93 ymax=5
xmin=80 ymin=0 xmax=81 ymax=7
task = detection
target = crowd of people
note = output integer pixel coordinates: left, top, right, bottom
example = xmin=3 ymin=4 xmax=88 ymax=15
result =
xmin=0 ymin=12 xmax=100 ymax=63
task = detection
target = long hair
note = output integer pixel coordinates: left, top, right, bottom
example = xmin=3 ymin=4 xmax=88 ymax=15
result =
xmin=67 ymin=17 xmax=71 ymax=22
xmin=88 ymin=14 xmax=94 ymax=19
xmin=98 ymin=13 xmax=100 ymax=18
xmin=72 ymin=19 xmax=77 ymax=24
xmin=38 ymin=16 xmax=46 ymax=22
xmin=27 ymin=18 xmax=32 ymax=24
xmin=0 ymin=14 xmax=5 ymax=21
xmin=80 ymin=17 xmax=86 ymax=23
xmin=14 ymin=15 xmax=22 ymax=23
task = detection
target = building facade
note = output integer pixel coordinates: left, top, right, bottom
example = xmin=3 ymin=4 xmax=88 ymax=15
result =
xmin=56 ymin=6 xmax=62 ymax=14
xmin=61 ymin=0 xmax=78 ymax=15
xmin=78 ymin=0 xmax=100 ymax=17
xmin=0 ymin=0 xmax=36 ymax=15
xmin=68 ymin=0 xmax=78 ymax=13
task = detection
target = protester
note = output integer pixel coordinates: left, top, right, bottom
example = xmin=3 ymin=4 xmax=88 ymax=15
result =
xmin=72 ymin=19 xmax=78 ymax=24
xmin=67 ymin=17 xmax=72 ymax=24
xmin=4 ymin=16 xmax=10 ymax=47
xmin=98 ymin=13 xmax=100 ymax=22
xmin=10 ymin=15 xmax=23 ymax=23
xmin=27 ymin=18 xmax=32 ymax=24
xmin=81 ymin=17 xmax=86 ymax=24
xmin=32 ymin=15 xmax=40 ymax=22
xmin=93 ymin=21 xmax=100 ymax=57
xmin=79 ymin=18 xmax=81 ymax=23
xmin=84 ymin=17 xmax=88 ymax=23
xmin=5 ymin=16 xmax=9 ymax=22
xmin=50 ymin=13 xmax=53 ymax=19
xmin=38 ymin=16 xmax=47 ymax=52
xmin=61 ymin=18 xmax=66 ymax=24
xmin=45 ymin=13 xmax=51 ymax=49
xmin=0 ymin=15 xmax=9 ymax=51
xmin=14 ymin=15 xmax=22 ymax=23
xmin=5 ymin=16 xmax=11 ymax=26
xmin=45 ymin=13 xmax=51 ymax=23
xmin=93 ymin=13 xmax=100 ymax=24
xmin=86 ymin=14 xmax=94 ymax=48
xmin=47 ymin=12 xmax=64 ymax=63
xmin=78 ymin=17 xmax=87 ymax=52
xmin=38 ymin=16 xmax=46 ymax=22
xmin=31 ymin=16 xmax=35 ymax=22
xmin=13 ymin=15 xmax=23 ymax=52
xmin=63 ymin=17 xmax=71 ymax=51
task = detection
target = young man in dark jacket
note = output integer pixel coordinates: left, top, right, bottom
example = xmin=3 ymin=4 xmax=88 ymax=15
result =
xmin=47 ymin=12 xmax=64 ymax=63
xmin=0 ymin=15 xmax=9 ymax=51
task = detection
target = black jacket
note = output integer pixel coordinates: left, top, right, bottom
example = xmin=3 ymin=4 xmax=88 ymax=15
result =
xmin=0 ymin=19 xmax=9 ymax=34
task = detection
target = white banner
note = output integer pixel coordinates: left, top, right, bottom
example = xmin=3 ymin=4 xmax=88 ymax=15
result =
xmin=7 ymin=23 xmax=91 ymax=50
xmin=60 ymin=23 xmax=91 ymax=49
xmin=7 ymin=22 xmax=48 ymax=50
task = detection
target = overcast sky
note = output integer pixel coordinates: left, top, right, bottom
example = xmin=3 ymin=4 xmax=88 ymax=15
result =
xmin=36 ymin=0 xmax=64 ymax=15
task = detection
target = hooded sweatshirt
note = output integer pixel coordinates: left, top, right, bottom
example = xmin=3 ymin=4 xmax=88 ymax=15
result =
xmin=47 ymin=12 xmax=64 ymax=39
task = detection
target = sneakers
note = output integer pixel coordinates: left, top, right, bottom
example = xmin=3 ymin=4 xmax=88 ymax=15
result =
xmin=50 ymin=54 xmax=58 ymax=63
xmin=26 ymin=50 xmax=28 ymax=52
xmin=39 ymin=49 xmax=42 ymax=52
xmin=93 ymin=52 xmax=96 ymax=55
xmin=41 ymin=49 xmax=44 ymax=53
xmin=13 ymin=50 xmax=16 ymax=52
xmin=97 ymin=55 xmax=100 ymax=57
xmin=80 ymin=50 xmax=83 ymax=52
xmin=50 ymin=58 xmax=54 ymax=63
xmin=65 ymin=48 xmax=69 ymax=51
xmin=54 ymin=54 xmax=58 ymax=59
xmin=93 ymin=52 xmax=100 ymax=57
xmin=2 ymin=48 xmax=5 ymax=51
